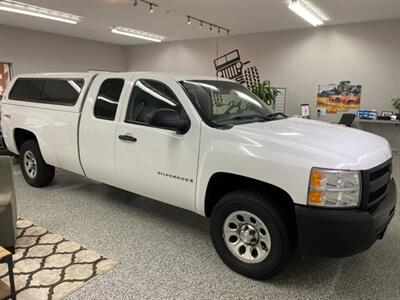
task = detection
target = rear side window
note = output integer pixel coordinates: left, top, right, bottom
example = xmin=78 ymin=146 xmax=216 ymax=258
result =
xmin=9 ymin=78 xmax=84 ymax=106
xmin=9 ymin=79 xmax=43 ymax=101
xmin=41 ymin=80 xmax=84 ymax=105
xmin=94 ymin=79 xmax=124 ymax=121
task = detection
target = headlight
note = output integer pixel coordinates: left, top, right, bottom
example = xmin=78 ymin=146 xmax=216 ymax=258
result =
xmin=308 ymin=168 xmax=361 ymax=208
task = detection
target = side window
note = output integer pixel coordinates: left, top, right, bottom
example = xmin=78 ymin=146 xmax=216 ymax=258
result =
xmin=41 ymin=79 xmax=84 ymax=106
xmin=9 ymin=79 xmax=44 ymax=101
xmin=94 ymin=79 xmax=124 ymax=121
xmin=9 ymin=78 xmax=84 ymax=106
xmin=125 ymin=79 xmax=182 ymax=125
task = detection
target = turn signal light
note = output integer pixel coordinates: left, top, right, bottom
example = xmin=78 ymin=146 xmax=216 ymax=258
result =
xmin=310 ymin=169 xmax=323 ymax=187
xmin=308 ymin=190 xmax=322 ymax=205
xmin=307 ymin=167 xmax=361 ymax=208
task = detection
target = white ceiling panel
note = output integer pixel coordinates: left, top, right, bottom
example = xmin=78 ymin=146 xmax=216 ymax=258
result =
xmin=0 ymin=0 xmax=399 ymax=45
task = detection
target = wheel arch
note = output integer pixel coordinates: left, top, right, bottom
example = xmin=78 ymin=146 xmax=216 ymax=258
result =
xmin=204 ymin=172 xmax=296 ymax=219
xmin=14 ymin=128 xmax=38 ymax=152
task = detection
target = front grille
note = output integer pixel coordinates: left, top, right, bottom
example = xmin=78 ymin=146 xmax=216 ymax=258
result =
xmin=362 ymin=159 xmax=392 ymax=209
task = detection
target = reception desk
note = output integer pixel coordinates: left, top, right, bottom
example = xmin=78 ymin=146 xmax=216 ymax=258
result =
xmin=355 ymin=119 xmax=400 ymax=152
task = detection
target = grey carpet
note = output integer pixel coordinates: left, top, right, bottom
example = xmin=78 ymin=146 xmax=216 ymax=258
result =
xmin=13 ymin=154 xmax=400 ymax=300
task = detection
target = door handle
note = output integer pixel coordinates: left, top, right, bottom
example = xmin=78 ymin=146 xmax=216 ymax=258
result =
xmin=118 ymin=134 xmax=137 ymax=142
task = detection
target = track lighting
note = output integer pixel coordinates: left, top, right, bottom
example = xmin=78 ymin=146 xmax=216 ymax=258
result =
xmin=186 ymin=15 xmax=230 ymax=36
xmin=131 ymin=0 xmax=158 ymax=14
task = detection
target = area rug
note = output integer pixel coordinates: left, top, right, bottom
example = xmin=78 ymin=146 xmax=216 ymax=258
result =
xmin=0 ymin=218 xmax=118 ymax=300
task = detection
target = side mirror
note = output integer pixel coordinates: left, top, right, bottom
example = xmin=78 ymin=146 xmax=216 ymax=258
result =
xmin=149 ymin=109 xmax=190 ymax=134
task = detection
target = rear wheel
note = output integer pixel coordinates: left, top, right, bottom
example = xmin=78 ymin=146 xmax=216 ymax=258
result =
xmin=210 ymin=190 xmax=293 ymax=280
xmin=20 ymin=140 xmax=55 ymax=187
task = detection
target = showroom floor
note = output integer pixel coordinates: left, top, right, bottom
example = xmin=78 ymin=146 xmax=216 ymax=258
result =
xmin=12 ymin=154 xmax=400 ymax=300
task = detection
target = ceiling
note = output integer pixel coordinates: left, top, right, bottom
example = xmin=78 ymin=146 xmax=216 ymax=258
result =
xmin=0 ymin=0 xmax=400 ymax=45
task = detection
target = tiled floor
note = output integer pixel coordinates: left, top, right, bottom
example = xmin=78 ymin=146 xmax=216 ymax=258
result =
xmin=12 ymin=154 xmax=400 ymax=300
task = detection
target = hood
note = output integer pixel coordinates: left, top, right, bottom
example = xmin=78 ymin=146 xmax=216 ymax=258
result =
xmin=231 ymin=117 xmax=392 ymax=170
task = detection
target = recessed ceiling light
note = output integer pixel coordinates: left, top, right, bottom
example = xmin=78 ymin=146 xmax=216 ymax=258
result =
xmin=111 ymin=26 xmax=165 ymax=43
xmin=288 ymin=0 xmax=324 ymax=27
xmin=0 ymin=0 xmax=81 ymax=24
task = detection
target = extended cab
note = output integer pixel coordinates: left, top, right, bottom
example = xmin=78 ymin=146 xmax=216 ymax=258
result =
xmin=0 ymin=72 xmax=397 ymax=279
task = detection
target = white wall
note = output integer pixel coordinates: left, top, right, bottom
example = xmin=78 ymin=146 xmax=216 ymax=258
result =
xmin=126 ymin=19 xmax=400 ymax=121
xmin=0 ymin=24 xmax=127 ymax=75
xmin=2 ymin=20 xmax=399 ymax=121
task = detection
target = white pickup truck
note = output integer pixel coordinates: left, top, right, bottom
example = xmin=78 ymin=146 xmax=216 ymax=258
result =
xmin=0 ymin=72 xmax=397 ymax=279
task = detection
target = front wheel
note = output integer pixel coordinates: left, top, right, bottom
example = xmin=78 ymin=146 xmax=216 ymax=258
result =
xmin=20 ymin=140 xmax=55 ymax=187
xmin=210 ymin=190 xmax=294 ymax=280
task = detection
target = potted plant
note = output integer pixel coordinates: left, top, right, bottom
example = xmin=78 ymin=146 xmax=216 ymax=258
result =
xmin=392 ymin=98 xmax=400 ymax=119
xmin=250 ymin=80 xmax=281 ymax=107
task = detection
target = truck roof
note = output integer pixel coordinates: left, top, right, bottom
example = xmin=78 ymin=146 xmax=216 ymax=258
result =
xmin=14 ymin=72 xmax=233 ymax=83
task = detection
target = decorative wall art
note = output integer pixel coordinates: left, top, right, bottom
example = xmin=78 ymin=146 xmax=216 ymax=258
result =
xmin=317 ymin=81 xmax=361 ymax=114
xmin=214 ymin=49 xmax=260 ymax=89
xmin=0 ymin=62 xmax=13 ymax=99
xmin=213 ymin=49 xmax=286 ymax=112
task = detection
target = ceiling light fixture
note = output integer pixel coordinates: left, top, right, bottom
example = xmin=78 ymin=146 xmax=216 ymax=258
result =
xmin=111 ymin=26 xmax=165 ymax=43
xmin=132 ymin=0 xmax=158 ymax=13
xmin=288 ymin=0 xmax=324 ymax=27
xmin=0 ymin=0 xmax=81 ymax=24
xmin=187 ymin=15 xmax=230 ymax=36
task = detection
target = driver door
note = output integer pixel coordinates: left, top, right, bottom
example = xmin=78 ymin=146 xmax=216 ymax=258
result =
xmin=115 ymin=74 xmax=200 ymax=211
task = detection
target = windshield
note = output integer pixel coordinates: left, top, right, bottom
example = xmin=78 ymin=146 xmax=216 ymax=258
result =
xmin=180 ymin=80 xmax=283 ymax=126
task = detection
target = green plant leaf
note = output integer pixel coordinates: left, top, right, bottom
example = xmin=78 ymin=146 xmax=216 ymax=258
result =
xmin=250 ymin=80 xmax=281 ymax=106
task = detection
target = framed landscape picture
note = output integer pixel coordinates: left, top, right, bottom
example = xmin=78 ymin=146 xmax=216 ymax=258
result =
xmin=317 ymin=81 xmax=361 ymax=114
xmin=0 ymin=62 xmax=13 ymax=99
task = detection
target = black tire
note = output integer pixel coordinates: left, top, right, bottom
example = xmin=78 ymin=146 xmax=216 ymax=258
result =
xmin=210 ymin=190 xmax=294 ymax=280
xmin=20 ymin=140 xmax=55 ymax=187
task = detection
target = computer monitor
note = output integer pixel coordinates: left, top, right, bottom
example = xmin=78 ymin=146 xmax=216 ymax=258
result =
xmin=339 ymin=113 xmax=356 ymax=127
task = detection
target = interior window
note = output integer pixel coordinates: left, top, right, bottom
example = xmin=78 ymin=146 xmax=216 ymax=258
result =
xmin=94 ymin=78 xmax=124 ymax=121
xmin=125 ymin=79 xmax=182 ymax=125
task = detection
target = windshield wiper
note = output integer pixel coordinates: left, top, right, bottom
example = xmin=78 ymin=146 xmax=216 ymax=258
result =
xmin=228 ymin=115 xmax=268 ymax=122
xmin=264 ymin=112 xmax=287 ymax=120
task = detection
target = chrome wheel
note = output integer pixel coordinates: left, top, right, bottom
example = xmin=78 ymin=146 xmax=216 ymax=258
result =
xmin=23 ymin=151 xmax=37 ymax=179
xmin=223 ymin=210 xmax=271 ymax=264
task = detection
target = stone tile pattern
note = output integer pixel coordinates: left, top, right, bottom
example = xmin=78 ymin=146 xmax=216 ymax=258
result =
xmin=0 ymin=218 xmax=118 ymax=300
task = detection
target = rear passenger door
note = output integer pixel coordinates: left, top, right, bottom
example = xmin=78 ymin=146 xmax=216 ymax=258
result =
xmin=115 ymin=75 xmax=201 ymax=211
xmin=79 ymin=74 xmax=131 ymax=184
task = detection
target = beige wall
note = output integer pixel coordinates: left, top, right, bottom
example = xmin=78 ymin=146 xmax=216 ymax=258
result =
xmin=1 ymin=20 xmax=399 ymax=121
xmin=126 ymin=19 xmax=400 ymax=121
xmin=0 ymin=24 xmax=127 ymax=75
